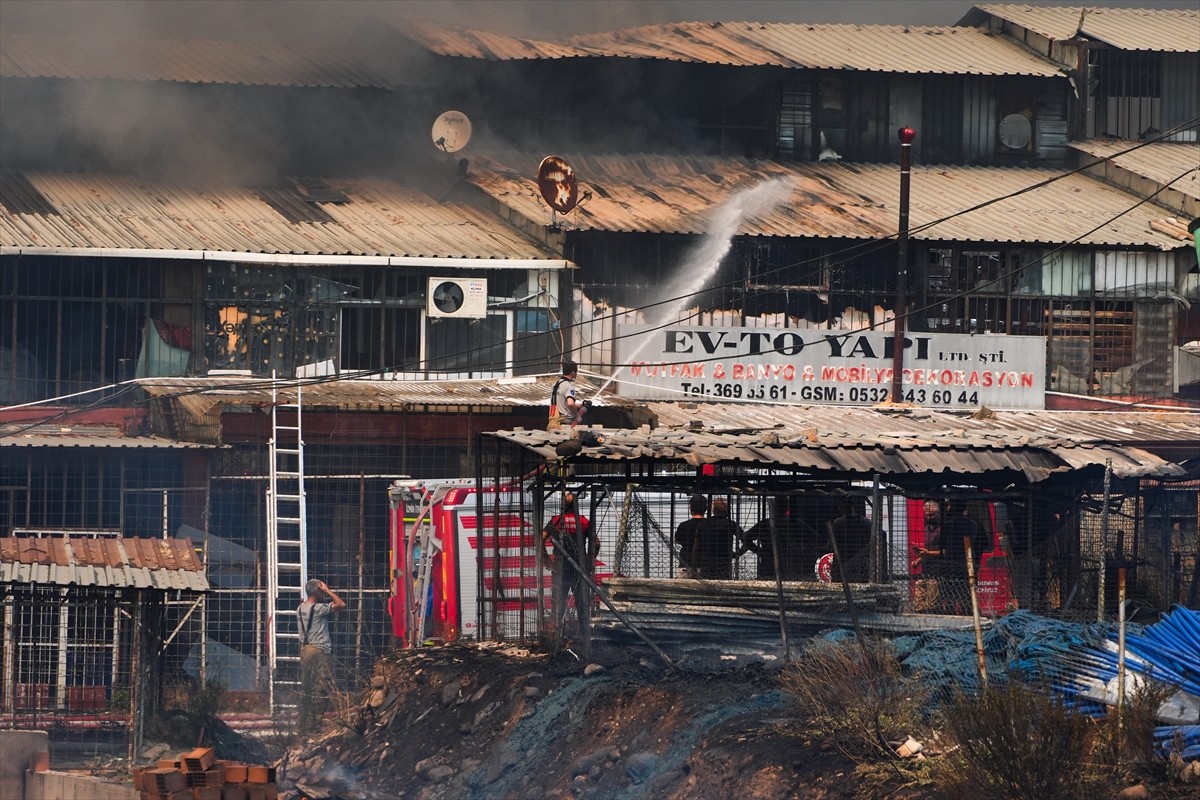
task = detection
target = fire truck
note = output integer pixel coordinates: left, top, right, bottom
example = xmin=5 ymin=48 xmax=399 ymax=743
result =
xmin=905 ymin=496 xmax=1014 ymax=615
xmin=387 ymin=480 xmax=611 ymax=646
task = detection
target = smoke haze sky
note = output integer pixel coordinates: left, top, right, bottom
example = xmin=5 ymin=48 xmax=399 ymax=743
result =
xmin=4 ymin=0 xmax=1197 ymax=42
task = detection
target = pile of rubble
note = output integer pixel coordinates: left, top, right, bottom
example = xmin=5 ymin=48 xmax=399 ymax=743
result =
xmin=275 ymin=643 xmax=834 ymax=800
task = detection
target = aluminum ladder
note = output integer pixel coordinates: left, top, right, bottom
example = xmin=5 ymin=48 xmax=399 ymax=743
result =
xmin=267 ymin=379 xmax=309 ymax=714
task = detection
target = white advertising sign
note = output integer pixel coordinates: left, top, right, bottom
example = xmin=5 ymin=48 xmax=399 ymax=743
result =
xmin=615 ymin=325 xmax=1046 ymax=410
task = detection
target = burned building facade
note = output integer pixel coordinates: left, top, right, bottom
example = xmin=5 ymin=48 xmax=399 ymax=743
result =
xmin=0 ymin=3 xmax=1197 ymax=760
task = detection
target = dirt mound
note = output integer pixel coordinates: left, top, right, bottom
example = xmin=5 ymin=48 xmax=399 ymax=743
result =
xmin=277 ymin=642 xmax=923 ymax=800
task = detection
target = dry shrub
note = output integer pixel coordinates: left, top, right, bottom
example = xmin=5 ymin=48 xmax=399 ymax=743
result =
xmin=1095 ymin=674 xmax=1176 ymax=769
xmin=781 ymin=636 xmax=928 ymax=761
xmin=936 ymin=679 xmax=1096 ymax=800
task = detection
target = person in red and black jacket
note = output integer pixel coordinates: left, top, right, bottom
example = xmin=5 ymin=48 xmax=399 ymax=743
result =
xmin=543 ymin=492 xmax=599 ymax=634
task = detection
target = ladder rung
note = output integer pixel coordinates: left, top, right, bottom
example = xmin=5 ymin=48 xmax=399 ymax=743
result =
xmin=276 ymin=540 xmax=303 ymax=547
xmin=278 ymin=561 xmax=303 ymax=569
xmin=277 ymin=516 xmax=303 ymax=524
xmin=276 ymin=471 xmax=301 ymax=479
xmin=276 ymin=494 xmax=302 ymax=501
xmin=276 ymin=447 xmax=301 ymax=455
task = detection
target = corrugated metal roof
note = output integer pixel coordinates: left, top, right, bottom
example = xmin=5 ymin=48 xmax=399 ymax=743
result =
xmin=400 ymin=18 xmax=589 ymax=60
xmin=0 ymin=172 xmax=562 ymax=261
xmin=0 ymin=423 xmax=216 ymax=449
xmin=0 ymin=33 xmax=401 ymax=88
xmin=134 ymin=374 xmax=584 ymax=411
xmin=1070 ymin=140 xmax=1200 ymax=202
xmin=969 ymin=5 xmax=1200 ymax=53
xmin=564 ymin=21 xmax=1062 ymax=76
xmin=643 ymin=402 xmax=1200 ymax=450
xmin=468 ymin=152 xmax=1189 ymax=250
xmin=0 ymin=536 xmax=209 ymax=591
xmin=490 ymin=413 xmax=1186 ymax=480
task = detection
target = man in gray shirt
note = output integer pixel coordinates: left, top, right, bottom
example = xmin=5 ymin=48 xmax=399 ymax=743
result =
xmin=297 ymin=578 xmax=345 ymax=732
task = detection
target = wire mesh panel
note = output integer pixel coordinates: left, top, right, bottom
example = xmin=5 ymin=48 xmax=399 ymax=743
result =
xmin=0 ymin=589 xmax=152 ymax=769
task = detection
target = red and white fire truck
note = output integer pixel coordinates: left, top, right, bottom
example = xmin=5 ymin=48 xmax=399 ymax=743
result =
xmin=905 ymin=497 xmax=1014 ymax=615
xmin=387 ymin=480 xmax=611 ymax=646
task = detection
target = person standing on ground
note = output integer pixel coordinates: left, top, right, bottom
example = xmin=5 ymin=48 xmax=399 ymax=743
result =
xmin=912 ymin=501 xmax=942 ymax=611
xmin=297 ymin=578 xmax=345 ymax=732
xmin=673 ymin=494 xmax=708 ymax=578
xmin=830 ymin=497 xmax=872 ymax=583
xmin=548 ymin=361 xmax=586 ymax=431
xmin=543 ymin=492 xmax=599 ymax=636
xmin=698 ymin=497 xmax=742 ymax=580
xmin=915 ymin=499 xmax=981 ymax=613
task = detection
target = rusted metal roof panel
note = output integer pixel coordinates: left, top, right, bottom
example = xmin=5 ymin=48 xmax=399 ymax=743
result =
xmin=469 ymin=152 xmax=1189 ymax=250
xmin=566 ymin=21 xmax=1061 ymax=76
xmin=400 ymin=18 xmax=589 ymax=60
xmin=0 ymin=172 xmax=562 ymax=261
xmin=1070 ymin=140 xmax=1200 ymax=202
xmin=490 ymin=420 xmax=1183 ymax=479
xmin=644 ymin=402 xmax=1199 ymax=448
xmin=0 ymin=34 xmax=402 ymax=87
xmin=0 ymin=536 xmax=208 ymax=591
xmin=1 ymin=423 xmax=216 ymax=449
xmin=134 ymin=374 xmax=584 ymax=411
xmin=970 ymin=5 xmax=1200 ymax=52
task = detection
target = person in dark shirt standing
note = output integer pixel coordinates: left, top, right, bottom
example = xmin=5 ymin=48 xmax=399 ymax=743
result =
xmin=674 ymin=494 xmax=708 ymax=578
xmin=916 ymin=499 xmax=982 ymax=613
xmin=830 ymin=497 xmax=872 ymax=583
xmin=697 ymin=497 xmax=742 ymax=580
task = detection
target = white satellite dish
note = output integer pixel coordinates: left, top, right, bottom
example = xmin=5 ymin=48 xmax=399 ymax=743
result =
xmin=432 ymin=110 xmax=472 ymax=153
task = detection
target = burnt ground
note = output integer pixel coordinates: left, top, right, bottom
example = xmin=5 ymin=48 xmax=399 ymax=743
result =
xmin=277 ymin=642 xmax=934 ymax=800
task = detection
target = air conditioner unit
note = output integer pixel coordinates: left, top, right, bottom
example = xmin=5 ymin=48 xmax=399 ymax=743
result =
xmin=427 ymin=277 xmax=488 ymax=319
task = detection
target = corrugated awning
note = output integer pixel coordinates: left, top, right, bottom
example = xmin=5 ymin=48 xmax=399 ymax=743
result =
xmin=487 ymin=413 xmax=1188 ymax=481
xmin=1 ymin=424 xmax=217 ymax=449
xmin=0 ymin=536 xmax=209 ymax=592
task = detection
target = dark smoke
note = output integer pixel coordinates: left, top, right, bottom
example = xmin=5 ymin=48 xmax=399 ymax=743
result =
xmin=2 ymin=0 xmax=1194 ymax=184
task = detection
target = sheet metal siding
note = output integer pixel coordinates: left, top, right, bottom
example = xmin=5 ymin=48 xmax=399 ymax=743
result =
xmin=973 ymin=5 xmax=1200 ymax=53
xmin=962 ymin=76 xmax=998 ymax=163
xmin=0 ymin=173 xmax=559 ymax=260
xmin=1162 ymin=55 xmax=1200 ymax=137
xmin=889 ymin=78 xmax=923 ymax=160
xmin=0 ymin=536 xmax=208 ymax=591
xmin=0 ymin=34 xmax=400 ymax=88
xmin=469 ymin=153 xmax=1187 ymax=250
xmin=564 ymin=22 xmax=1062 ymax=76
xmin=1035 ymin=85 xmax=1069 ymax=163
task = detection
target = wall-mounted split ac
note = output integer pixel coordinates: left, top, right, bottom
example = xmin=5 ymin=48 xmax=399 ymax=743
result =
xmin=427 ymin=277 xmax=488 ymax=318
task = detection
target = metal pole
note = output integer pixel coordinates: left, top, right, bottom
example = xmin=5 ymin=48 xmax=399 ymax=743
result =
xmin=1117 ymin=567 xmax=1127 ymax=742
xmin=1099 ymin=459 xmax=1112 ymax=622
xmin=769 ymin=497 xmax=791 ymax=662
xmin=891 ymin=126 xmax=916 ymax=404
xmin=965 ymin=535 xmax=988 ymax=689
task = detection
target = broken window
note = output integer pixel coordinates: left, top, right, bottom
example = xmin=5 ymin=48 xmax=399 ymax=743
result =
xmin=204 ymin=265 xmax=349 ymax=377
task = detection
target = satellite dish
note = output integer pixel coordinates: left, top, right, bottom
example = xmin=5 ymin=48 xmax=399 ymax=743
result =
xmin=537 ymin=156 xmax=579 ymax=214
xmin=430 ymin=280 xmax=465 ymax=314
xmin=432 ymin=111 xmax=472 ymax=153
